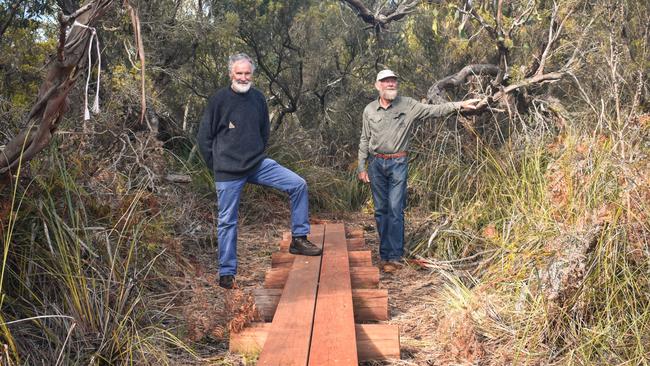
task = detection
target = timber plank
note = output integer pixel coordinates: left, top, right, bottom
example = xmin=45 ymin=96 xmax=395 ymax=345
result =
xmin=231 ymin=323 xmax=400 ymax=362
xmin=252 ymin=288 xmax=283 ymax=321
xmin=352 ymin=289 xmax=389 ymax=321
xmin=256 ymin=225 xmax=324 ymax=366
xmin=308 ymin=223 xmax=358 ymax=365
xmin=279 ymin=237 xmax=365 ymax=252
xmin=271 ymin=250 xmax=372 ymax=268
xmin=253 ymin=288 xmax=388 ymax=322
xmin=346 ymin=228 xmax=364 ymax=238
xmin=233 ymin=224 xmax=398 ymax=364
xmin=356 ymin=324 xmax=400 ymax=361
xmin=264 ymin=266 xmax=379 ymax=289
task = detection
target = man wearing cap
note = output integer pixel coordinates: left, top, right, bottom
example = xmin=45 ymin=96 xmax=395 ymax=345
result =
xmin=357 ymin=69 xmax=478 ymax=273
xmin=197 ymin=53 xmax=322 ymax=290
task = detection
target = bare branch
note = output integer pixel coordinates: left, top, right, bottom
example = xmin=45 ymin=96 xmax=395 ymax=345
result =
xmin=427 ymin=64 xmax=499 ymax=103
xmin=60 ymin=3 xmax=94 ymax=25
xmin=535 ymin=2 xmax=574 ymax=77
xmin=341 ymin=0 xmax=420 ymax=31
xmin=457 ymin=1 xmax=496 ymax=37
xmin=341 ymin=0 xmax=375 ymax=24
xmin=379 ymin=0 xmax=420 ymax=24
xmin=471 ymin=71 xmax=566 ymax=113
xmin=456 ymin=1 xmax=509 ymax=84
xmin=125 ymin=0 xmax=148 ymax=131
xmin=496 ymin=0 xmax=504 ymax=34
xmin=508 ymin=0 xmax=535 ymax=37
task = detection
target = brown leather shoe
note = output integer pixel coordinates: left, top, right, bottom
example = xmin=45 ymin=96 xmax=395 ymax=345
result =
xmin=381 ymin=261 xmax=402 ymax=273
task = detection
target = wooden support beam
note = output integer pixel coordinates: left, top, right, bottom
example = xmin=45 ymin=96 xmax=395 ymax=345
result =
xmin=356 ymin=324 xmax=401 ymax=361
xmin=353 ymin=289 xmax=389 ymax=322
xmin=281 ymin=229 xmax=364 ymax=241
xmin=254 ymin=288 xmax=388 ymax=322
xmin=252 ymin=288 xmax=283 ymax=321
xmin=279 ymin=237 xmax=365 ymax=252
xmin=346 ymin=228 xmax=364 ymax=238
xmin=264 ymin=266 xmax=379 ymax=289
xmin=231 ymin=323 xmax=400 ymax=362
xmin=347 ymin=237 xmax=365 ymax=249
xmin=271 ymin=250 xmax=372 ymax=268
xmin=282 ymin=230 xmax=362 ymax=241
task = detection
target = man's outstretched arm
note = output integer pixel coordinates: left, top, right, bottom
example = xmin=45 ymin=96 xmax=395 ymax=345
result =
xmin=411 ymin=98 xmax=480 ymax=120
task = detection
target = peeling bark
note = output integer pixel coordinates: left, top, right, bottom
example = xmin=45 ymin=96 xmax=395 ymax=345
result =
xmin=0 ymin=0 xmax=116 ymax=178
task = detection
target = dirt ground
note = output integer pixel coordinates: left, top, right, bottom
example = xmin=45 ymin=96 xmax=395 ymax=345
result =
xmin=174 ymin=208 xmax=453 ymax=366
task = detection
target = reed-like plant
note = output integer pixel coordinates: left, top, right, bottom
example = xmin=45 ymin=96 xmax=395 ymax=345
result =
xmin=1 ymin=148 xmax=195 ymax=365
xmin=406 ymin=101 xmax=649 ymax=364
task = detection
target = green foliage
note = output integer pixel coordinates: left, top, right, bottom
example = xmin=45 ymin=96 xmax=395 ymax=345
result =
xmin=0 ymin=25 xmax=55 ymax=126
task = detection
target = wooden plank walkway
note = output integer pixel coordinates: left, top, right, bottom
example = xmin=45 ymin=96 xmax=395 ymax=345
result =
xmin=308 ymin=223 xmax=358 ymax=364
xmin=256 ymin=225 xmax=325 ymax=365
xmin=231 ymin=223 xmax=399 ymax=365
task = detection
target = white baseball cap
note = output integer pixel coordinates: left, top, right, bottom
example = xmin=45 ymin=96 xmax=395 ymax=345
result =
xmin=376 ymin=69 xmax=398 ymax=81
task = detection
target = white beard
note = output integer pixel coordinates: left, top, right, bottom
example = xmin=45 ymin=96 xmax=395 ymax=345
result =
xmin=381 ymin=89 xmax=398 ymax=101
xmin=231 ymin=81 xmax=252 ymax=93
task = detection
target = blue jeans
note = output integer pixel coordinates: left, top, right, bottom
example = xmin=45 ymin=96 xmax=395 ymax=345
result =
xmin=367 ymin=156 xmax=408 ymax=262
xmin=215 ymin=158 xmax=310 ymax=276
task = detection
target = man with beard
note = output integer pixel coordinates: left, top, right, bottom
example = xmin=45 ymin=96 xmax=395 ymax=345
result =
xmin=357 ymin=69 xmax=479 ymax=273
xmin=198 ymin=53 xmax=321 ymax=289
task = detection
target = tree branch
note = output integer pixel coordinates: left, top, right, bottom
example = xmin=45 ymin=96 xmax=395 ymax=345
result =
xmin=469 ymin=71 xmax=566 ymax=114
xmin=340 ymin=0 xmax=420 ymax=32
xmin=427 ymin=64 xmax=499 ymax=103
xmin=535 ymin=2 xmax=573 ymax=77
xmin=56 ymin=0 xmax=80 ymax=16
xmin=125 ymin=0 xmax=148 ymax=130
xmin=0 ymin=0 xmax=116 ymax=177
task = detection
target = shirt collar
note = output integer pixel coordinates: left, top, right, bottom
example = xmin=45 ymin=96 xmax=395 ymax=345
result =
xmin=375 ymin=96 xmax=399 ymax=111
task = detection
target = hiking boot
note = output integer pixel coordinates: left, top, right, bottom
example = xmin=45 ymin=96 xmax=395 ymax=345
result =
xmin=289 ymin=236 xmax=322 ymax=256
xmin=219 ymin=275 xmax=236 ymax=289
xmin=381 ymin=261 xmax=403 ymax=273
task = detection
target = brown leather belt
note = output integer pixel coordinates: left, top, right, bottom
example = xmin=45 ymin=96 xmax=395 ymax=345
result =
xmin=374 ymin=151 xmax=407 ymax=159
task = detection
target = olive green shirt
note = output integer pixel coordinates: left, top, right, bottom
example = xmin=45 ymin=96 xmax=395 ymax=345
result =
xmin=357 ymin=96 xmax=462 ymax=173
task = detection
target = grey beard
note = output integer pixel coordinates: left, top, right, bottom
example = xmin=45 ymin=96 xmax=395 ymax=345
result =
xmin=381 ymin=89 xmax=398 ymax=101
xmin=231 ymin=81 xmax=252 ymax=93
